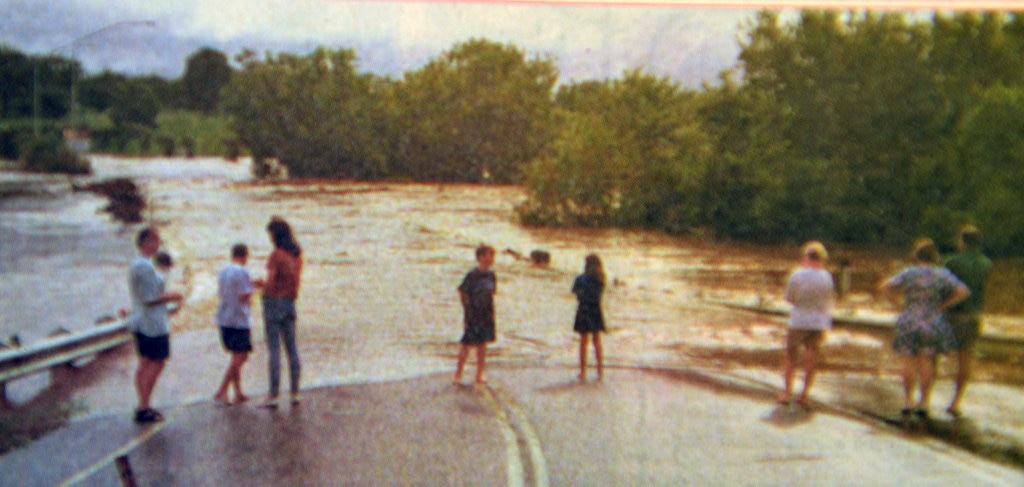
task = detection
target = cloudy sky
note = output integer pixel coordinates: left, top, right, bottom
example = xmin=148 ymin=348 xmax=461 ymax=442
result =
xmin=0 ymin=1 xmax=1015 ymax=88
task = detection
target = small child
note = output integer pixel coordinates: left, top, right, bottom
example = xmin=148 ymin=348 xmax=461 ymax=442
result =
xmin=213 ymin=243 xmax=255 ymax=405
xmin=455 ymin=244 xmax=497 ymax=385
xmin=154 ymin=251 xmax=174 ymax=273
xmin=573 ymin=254 xmax=607 ymax=381
xmin=153 ymin=251 xmax=182 ymax=317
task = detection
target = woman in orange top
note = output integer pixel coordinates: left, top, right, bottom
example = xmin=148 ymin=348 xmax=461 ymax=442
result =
xmin=259 ymin=217 xmax=303 ymax=407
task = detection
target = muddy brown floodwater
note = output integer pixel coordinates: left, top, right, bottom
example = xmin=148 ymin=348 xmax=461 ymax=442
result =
xmin=2 ymin=155 xmax=1023 ymax=464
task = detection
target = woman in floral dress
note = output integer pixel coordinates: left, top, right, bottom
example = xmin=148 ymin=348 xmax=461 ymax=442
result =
xmin=879 ymin=238 xmax=969 ymax=419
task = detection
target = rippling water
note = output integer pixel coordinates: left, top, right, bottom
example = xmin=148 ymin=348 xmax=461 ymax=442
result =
xmin=1 ymin=156 xmax=1019 ymax=419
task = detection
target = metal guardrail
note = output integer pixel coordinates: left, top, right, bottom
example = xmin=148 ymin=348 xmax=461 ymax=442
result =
xmin=0 ymin=321 xmax=130 ymax=397
xmin=706 ymin=297 xmax=1024 ymax=360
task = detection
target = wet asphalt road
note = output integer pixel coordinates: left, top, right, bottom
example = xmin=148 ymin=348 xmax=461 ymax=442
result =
xmin=1 ymin=366 xmax=1021 ymax=486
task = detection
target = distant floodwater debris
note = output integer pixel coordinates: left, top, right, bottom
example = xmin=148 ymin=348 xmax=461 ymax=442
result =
xmin=503 ymin=248 xmax=551 ymax=267
xmin=530 ymin=250 xmax=551 ymax=266
xmin=74 ymin=178 xmax=146 ymax=224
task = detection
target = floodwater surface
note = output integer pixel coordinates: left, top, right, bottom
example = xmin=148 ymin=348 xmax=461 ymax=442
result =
xmin=1 ymin=156 xmax=1021 ymax=435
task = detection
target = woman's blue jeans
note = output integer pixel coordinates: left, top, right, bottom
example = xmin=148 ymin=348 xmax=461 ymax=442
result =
xmin=263 ymin=297 xmax=301 ymax=397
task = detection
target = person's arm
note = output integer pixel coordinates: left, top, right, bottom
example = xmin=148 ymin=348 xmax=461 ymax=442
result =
xmin=940 ymin=284 xmax=970 ymax=312
xmin=878 ymin=281 xmax=899 ymax=309
xmin=265 ymin=254 xmax=279 ymax=294
xmin=147 ymin=292 xmax=183 ymax=306
xmin=784 ymin=274 xmax=796 ymax=305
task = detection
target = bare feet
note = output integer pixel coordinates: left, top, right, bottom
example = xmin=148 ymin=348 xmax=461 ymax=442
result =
xmin=796 ymin=395 xmax=810 ymax=409
xmin=578 ymin=373 xmax=586 ymax=382
xmin=213 ymin=393 xmax=231 ymax=407
xmin=474 ymin=376 xmax=487 ymax=385
xmin=234 ymin=394 xmax=250 ymax=405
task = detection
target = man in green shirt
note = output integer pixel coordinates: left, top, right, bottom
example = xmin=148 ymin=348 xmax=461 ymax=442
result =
xmin=944 ymin=225 xmax=993 ymax=418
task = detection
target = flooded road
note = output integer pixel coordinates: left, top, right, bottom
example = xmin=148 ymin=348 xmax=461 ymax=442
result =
xmin=1 ymin=156 xmax=1021 ymax=441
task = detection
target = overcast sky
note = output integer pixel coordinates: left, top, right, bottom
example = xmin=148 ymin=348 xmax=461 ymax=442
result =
xmin=1 ymin=1 xmax=1017 ymax=88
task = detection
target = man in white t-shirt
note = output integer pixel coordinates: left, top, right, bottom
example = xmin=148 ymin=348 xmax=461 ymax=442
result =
xmin=779 ymin=241 xmax=835 ymax=408
xmin=127 ymin=227 xmax=183 ymax=423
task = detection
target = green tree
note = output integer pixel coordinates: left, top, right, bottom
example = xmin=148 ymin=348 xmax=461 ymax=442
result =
xmin=221 ymin=48 xmax=391 ymax=178
xmin=107 ymin=78 xmax=160 ymax=128
xmin=946 ymin=85 xmax=1024 ymax=255
xmin=0 ymin=46 xmax=34 ymax=118
xmin=395 ymin=39 xmax=557 ymax=183
xmin=179 ymin=48 xmax=232 ymax=114
xmin=731 ymin=11 xmax=950 ymax=243
xmin=521 ymin=71 xmax=710 ymax=232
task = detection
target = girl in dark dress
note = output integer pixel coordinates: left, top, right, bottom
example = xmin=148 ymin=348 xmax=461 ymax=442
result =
xmin=455 ymin=245 xmax=497 ymax=385
xmin=573 ymin=254 xmax=606 ymax=381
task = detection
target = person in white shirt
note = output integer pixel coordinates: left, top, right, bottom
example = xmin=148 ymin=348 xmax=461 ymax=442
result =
xmin=778 ymin=241 xmax=834 ymax=408
xmin=127 ymin=227 xmax=183 ymax=423
xmin=213 ymin=243 xmax=256 ymax=406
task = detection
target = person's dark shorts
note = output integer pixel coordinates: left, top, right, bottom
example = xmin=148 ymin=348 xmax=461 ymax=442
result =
xmin=786 ymin=329 xmax=824 ymax=357
xmin=134 ymin=332 xmax=170 ymax=361
xmin=948 ymin=314 xmax=981 ymax=350
xmin=220 ymin=327 xmax=253 ymax=353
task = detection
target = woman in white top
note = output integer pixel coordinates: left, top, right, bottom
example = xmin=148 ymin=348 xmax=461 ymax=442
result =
xmin=779 ymin=241 xmax=834 ymax=408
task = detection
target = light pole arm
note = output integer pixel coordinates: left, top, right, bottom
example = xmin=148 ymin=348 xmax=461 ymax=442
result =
xmin=68 ymin=20 xmax=156 ymax=128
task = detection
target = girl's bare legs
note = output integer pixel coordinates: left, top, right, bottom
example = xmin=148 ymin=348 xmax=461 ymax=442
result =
xmin=475 ymin=344 xmax=487 ymax=384
xmin=594 ymin=332 xmax=604 ymax=380
xmin=578 ymin=333 xmax=590 ymax=381
xmin=454 ymin=345 xmax=470 ymax=384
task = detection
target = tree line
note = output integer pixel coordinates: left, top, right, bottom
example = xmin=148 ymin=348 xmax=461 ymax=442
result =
xmin=223 ymin=11 xmax=1024 ymax=255
xmin=3 ymin=11 xmax=1023 ymax=255
xmin=1 ymin=46 xmax=233 ymax=157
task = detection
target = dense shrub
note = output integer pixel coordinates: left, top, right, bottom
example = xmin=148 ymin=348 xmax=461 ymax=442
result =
xmin=18 ymin=135 xmax=91 ymax=174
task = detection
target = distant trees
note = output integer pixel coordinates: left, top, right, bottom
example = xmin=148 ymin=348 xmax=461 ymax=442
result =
xmin=180 ymin=48 xmax=232 ymax=114
xmin=702 ymin=10 xmax=1024 ymax=253
xmin=520 ymin=72 xmax=709 ymax=230
xmin=516 ymin=10 xmax=1024 ymax=255
xmin=392 ymin=39 xmax=558 ymax=183
xmin=221 ymin=48 xmax=391 ymax=178
xmin=221 ymin=39 xmax=557 ymax=183
xmin=0 ymin=45 xmax=237 ymax=156
xmin=5 ymin=11 xmax=1024 ymax=254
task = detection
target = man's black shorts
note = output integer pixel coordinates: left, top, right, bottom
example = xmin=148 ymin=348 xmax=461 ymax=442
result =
xmin=134 ymin=332 xmax=170 ymax=361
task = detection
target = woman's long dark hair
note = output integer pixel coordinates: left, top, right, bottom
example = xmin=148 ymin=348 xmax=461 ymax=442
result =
xmin=584 ymin=253 xmax=606 ymax=285
xmin=267 ymin=217 xmax=301 ymax=258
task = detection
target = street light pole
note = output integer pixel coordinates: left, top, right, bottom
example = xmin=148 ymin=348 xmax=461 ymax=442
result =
xmin=68 ymin=20 xmax=156 ymax=130
xmin=31 ymin=20 xmax=155 ymax=139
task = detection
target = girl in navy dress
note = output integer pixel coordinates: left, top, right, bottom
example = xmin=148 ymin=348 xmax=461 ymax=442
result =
xmin=455 ymin=245 xmax=497 ymax=385
xmin=573 ymin=254 xmax=607 ymax=381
